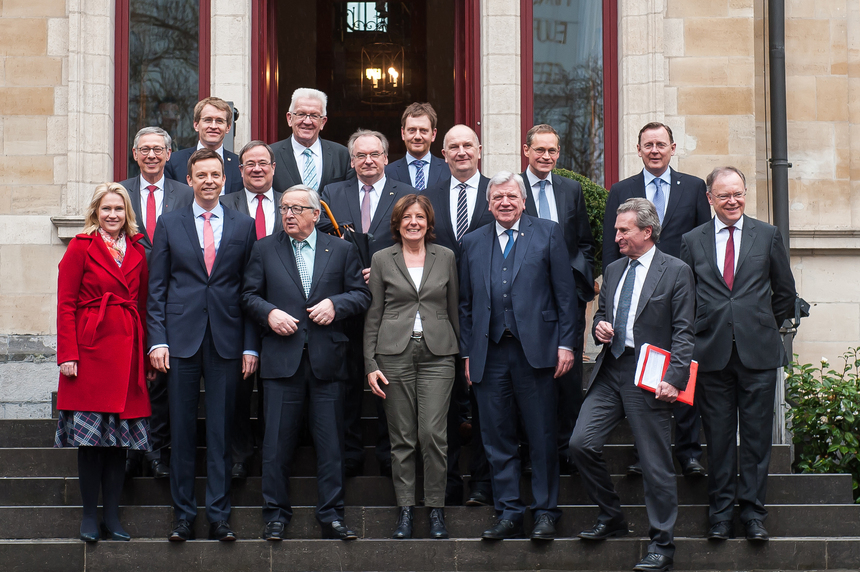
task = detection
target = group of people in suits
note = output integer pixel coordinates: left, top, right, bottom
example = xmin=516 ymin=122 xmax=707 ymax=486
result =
xmin=53 ymin=85 xmax=796 ymax=572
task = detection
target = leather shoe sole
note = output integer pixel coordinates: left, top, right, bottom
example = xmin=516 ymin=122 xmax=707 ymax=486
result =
xmin=745 ymin=519 xmax=769 ymax=542
xmin=481 ymin=519 xmax=524 ymax=540
xmin=681 ymin=458 xmax=706 ymax=477
xmin=168 ymin=521 xmax=195 ymax=542
xmin=578 ymin=521 xmax=629 ymax=540
xmin=633 ymin=552 xmax=673 ymax=571
xmin=707 ymin=521 xmax=734 ymax=540
xmin=465 ymin=491 xmax=492 ymax=507
xmin=263 ymin=521 xmax=286 ymax=541
xmin=208 ymin=521 xmax=236 ymax=541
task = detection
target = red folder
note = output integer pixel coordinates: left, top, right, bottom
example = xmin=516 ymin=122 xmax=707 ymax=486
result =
xmin=634 ymin=343 xmax=697 ymax=406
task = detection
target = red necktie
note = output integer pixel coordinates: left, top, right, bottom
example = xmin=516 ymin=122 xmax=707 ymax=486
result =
xmin=723 ymin=225 xmax=735 ymax=290
xmin=145 ymin=185 xmax=157 ymax=243
xmin=202 ymin=212 xmax=216 ymax=275
xmin=255 ymin=195 xmax=266 ymax=240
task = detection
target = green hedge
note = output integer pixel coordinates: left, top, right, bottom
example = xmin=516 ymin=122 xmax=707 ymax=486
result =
xmin=553 ymin=168 xmax=608 ymax=278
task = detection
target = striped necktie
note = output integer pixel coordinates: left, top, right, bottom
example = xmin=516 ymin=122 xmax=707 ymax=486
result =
xmin=412 ymin=159 xmax=427 ymax=191
xmin=302 ymin=147 xmax=318 ymax=190
xmin=455 ymin=183 xmax=468 ymax=242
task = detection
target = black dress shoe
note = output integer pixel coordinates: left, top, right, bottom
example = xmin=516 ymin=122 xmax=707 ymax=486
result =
xmin=344 ymin=460 xmax=363 ymax=478
xmin=577 ymin=521 xmax=629 ymax=540
xmin=466 ymin=489 xmax=492 ymax=507
xmin=627 ymin=462 xmax=643 ymax=476
xmin=633 ymin=552 xmax=673 ymax=571
xmin=681 ymin=458 xmax=706 ymax=477
xmin=481 ymin=518 xmax=524 ymax=540
xmin=707 ymin=520 xmax=734 ymax=540
xmin=80 ymin=521 xmax=99 ymax=543
xmin=745 ymin=519 xmax=769 ymax=541
xmin=100 ymin=522 xmax=131 ymax=541
xmin=263 ymin=521 xmax=286 ymax=541
xmin=392 ymin=506 xmax=413 ymax=539
xmin=208 ymin=520 xmax=236 ymax=541
xmin=168 ymin=520 xmax=195 ymax=542
xmin=150 ymin=459 xmax=169 ymax=479
xmin=429 ymin=508 xmax=448 ymax=539
xmin=231 ymin=462 xmax=248 ymax=481
xmin=530 ymin=514 xmax=556 ymax=541
xmin=323 ymin=520 xmax=358 ymax=541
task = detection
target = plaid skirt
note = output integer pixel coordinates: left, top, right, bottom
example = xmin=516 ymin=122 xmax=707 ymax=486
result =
xmin=54 ymin=410 xmax=151 ymax=450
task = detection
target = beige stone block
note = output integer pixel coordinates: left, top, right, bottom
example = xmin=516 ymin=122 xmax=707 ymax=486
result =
xmin=663 ymin=18 xmax=685 ymax=57
xmin=485 ymin=15 xmax=518 ymax=55
xmin=9 ymin=185 xmax=61 ymax=215
xmin=0 ymin=187 xmax=12 ymax=214
xmin=0 ymin=117 xmax=4 ymax=155
xmin=794 ymin=254 xmax=860 ymax=304
xmin=816 ymin=76 xmax=848 ymax=121
xmin=3 ymin=116 xmax=47 ymax=155
xmin=786 ymin=75 xmax=817 ymax=121
xmin=685 ymin=115 xmax=730 ymax=155
xmin=788 ymin=121 xmax=835 ymax=179
xmin=830 ymin=19 xmax=847 ymax=75
xmin=0 ymin=156 xmax=53 ymax=184
xmin=0 ymin=244 xmax=63 ymax=294
xmin=785 ymin=19 xmax=831 ymax=75
xmin=4 ymin=57 xmax=61 ymax=87
xmin=0 ymin=294 xmax=55 ymax=334
xmin=0 ymin=87 xmax=53 ymax=115
xmin=0 ymin=214 xmax=53 ymax=244
xmin=810 ymin=179 xmax=852 ymax=226
xmin=0 ymin=19 xmax=47 ymax=56
xmin=728 ymin=0 xmax=754 ymax=17
xmin=786 ymin=0 xmax=815 ymax=18
xmin=484 ymin=54 xmax=518 ymax=85
xmin=815 ymin=0 xmax=849 ymax=19
xmin=46 ymin=116 xmax=66 ymax=155
xmin=667 ymin=0 xmax=727 ymax=18
xmin=668 ymin=57 xmax=728 ymax=86
xmin=483 ymin=0 xmax=517 ymax=17
xmin=665 ymin=86 xmax=678 ymax=116
xmin=793 ymin=341 xmax=860 ymax=369
xmin=677 ymin=87 xmax=753 ymax=115
xmin=684 ymin=18 xmax=753 ymax=57
xmin=796 ymin=302 xmax=860 ymax=343
xmin=622 ymin=14 xmax=658 ymax=56
xmin=836 ymin=147 xmax=850 ymax=180
xmin=726 ymin=56 xmax=755 ymax=86
xmin=728 ymin=116 xmax=756 ymax=155
xmin=46 ymin=17 xmax=67 ymax=57
xmin=2 ymin=0 xmax=65 ymax=17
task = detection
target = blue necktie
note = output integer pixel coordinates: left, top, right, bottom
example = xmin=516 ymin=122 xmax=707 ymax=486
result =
xmin=293 ymin=240 xmax=311 ymax=298
xmin=455 ymin=183 xmax=469 ymax=242
xmin=538 ymin=179 xmax=551 ymax=220
xmin=502 ymin=229 xmax=515 ymax=259
xmin=612 ymin=259 xmax=639 ymax=358
xmin=412 ymin=159 xmax=427 ymax=191
xmin=302 ymin=148 xmax=318 ymax=191
xmin=652 ymin=178 xmax=666 ymax=224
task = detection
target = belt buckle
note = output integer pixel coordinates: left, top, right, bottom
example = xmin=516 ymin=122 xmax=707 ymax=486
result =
xmin=411 ymin=331 xmax=423 ymax=340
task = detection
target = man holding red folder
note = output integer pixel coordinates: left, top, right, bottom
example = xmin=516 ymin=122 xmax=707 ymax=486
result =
xmin=570 ymin=197 xmax=695 ymax=572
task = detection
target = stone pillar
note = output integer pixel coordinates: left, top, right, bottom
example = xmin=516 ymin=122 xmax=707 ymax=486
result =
xmin=211 ymin=0 xmax=252 ymax=150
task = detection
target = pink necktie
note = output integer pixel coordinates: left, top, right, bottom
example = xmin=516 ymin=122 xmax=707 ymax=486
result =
xmin=723 ymin=226 xmax=735 ymax=290
xmin=145 ymin=185 xmax=157 ymax=243
xmin=255 ymin=195 xmax=266 ymax=240
xmin=360 ymin=185 xmax=372 ymax=233
xmin=202 ymin=212 xmax=215 ymax=275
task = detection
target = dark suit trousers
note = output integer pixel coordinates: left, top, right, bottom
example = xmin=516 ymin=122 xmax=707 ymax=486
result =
xmin=472 ymin=336 xmax=560 ymax=523
xmin=446 ymin=357 xmax=492 ymax=504
xmin=168 ymin=326 xmax=241 ymax=524
xmin=232 ymin=372 xmax=264 ymax=466
xmin=261 ymin=350 xmax=346 ymax=525
xmin=698 ymin=343 xmax=776 ymax=525
xmin=128 ymin=369 xmax=169 ymax=467
xmin=570 ymin=350 xmax=677 ymax=558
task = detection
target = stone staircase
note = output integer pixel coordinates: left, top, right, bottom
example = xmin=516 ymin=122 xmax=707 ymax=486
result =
xmin=1 ymin=387 xmax=859 ymax=571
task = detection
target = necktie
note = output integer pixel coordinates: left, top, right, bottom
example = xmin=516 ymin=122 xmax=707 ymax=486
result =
xmin=538 ymin=179 xmax=551 ymax=220
xmin=360 ymin=184 xmax=373 ymax=233
xmin=294 ymin=240 xmax=311 ymax=298
xmin=145 ymin=185 xmax=157 ymax=243
xmin=202 ymin=212 xmax=216 ymax=275
xmin=653 ymin=178 xmax=666 ymax=224
xmin=723 ymin=226 xmax=735 ymax=290
xmin=412 ymin=159 xmax=427 ymax=191
xmin=455 ymin=183 xmax=468 ymax=242
xmin=302 ymin=148 xmax=318 ymax=190
xmin=254 ymin=195 xmax=266 ymax=240
xmin=612 ymin=259 xmax=640 ymax=358
xmin=502 ymin=228 xmax=515 ymax=259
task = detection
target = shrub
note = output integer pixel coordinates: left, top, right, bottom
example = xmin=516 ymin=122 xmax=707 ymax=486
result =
xmin=553 ymin=168 xmax=608 ymax=278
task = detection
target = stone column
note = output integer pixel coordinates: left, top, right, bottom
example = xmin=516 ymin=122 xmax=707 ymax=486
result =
xmin=211 ymin=0 xmax=252 ymax=149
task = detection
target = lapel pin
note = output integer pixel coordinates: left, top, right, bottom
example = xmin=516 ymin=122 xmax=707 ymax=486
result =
xmin=389 ymin=192 xmax=394 ymax=196
xmin=325 ymin=249 xmax=329 ymax=252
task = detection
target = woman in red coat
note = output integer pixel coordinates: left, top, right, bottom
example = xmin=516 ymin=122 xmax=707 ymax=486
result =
xmin=55 ymin=182 xmax=154 ymax=542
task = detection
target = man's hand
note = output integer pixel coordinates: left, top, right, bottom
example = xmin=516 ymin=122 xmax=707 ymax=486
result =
xmin=308 ymin=299 xmax=336 ymax=326
xmin=268 ymin=309 xmax=300 ymax=336
xmin=59 ymin=361 xmax=78 ymax=378
xmin=464 ymin=357 xmax=471 ymax=386
xmin=655 ymin=381 xmax=679 ymax=403
xmin=554 ymin=348 xmax=574 ymax=379
xmin=367 ymin=370 xmax=389 ymax=399
xmin=242 ymin=354 xmax=259 ymax=379
xmin=362 ymin=267 xmax=371 ymax=284
xmin=595 ymin=321 xmax=614 ymax=344
xmin=150 ymin=348 xmax=170 ymax=373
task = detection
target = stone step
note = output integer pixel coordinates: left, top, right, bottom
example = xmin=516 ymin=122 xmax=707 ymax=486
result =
xmin=0 ymin=473 xmax=848 ymax=507
xmin=1 ymin=504 xmax=859 ymax=540
xmin=0 ymin=443 xmax=793 ymax=478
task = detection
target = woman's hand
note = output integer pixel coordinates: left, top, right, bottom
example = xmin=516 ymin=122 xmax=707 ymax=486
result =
xmin=367 ymin=370 xmax=389 ymax=399
xmin=146 ymin=369 xmax=157 ymax=383
xmin=59 ymin=361 xmax=78 ymax=378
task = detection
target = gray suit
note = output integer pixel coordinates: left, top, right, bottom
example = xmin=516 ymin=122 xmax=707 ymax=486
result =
xmin=570 ymin=247 xmax=695 ymax=558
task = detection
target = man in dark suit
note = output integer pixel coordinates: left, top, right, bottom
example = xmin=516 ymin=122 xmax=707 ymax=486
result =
xmin=680 ymin=167 xmax=796 ymax=543
xmin=242 ymin=185 xmax=370 ymax=541
xmin=270 ymin=88 xmax=354 ymax=193
xmin=165 ymin=97 xmax=243 ymax=195
xmin=520 ymin=123 xmax=595 ymax=471
xmin=148 ymin=149 xmax=259 ymax=542
xmin=422 ymin=123 xmax=495 ymax=507
xmin=459 ymin=171 xmax=576 ymax=541
xmin=604 ymin=122 xmax=710 ymax=478
xmin=120 ymin=126 xmax=193 ymax=480
xmin=320 ymin=129 xmax=414 ymax=478
xmin=385 ymin=102 xmax=447 ymax=191
xmin=571 ymin=198 xmax=695 ymax=572
xmin=221 ymin=140 xmax=283 ymax=481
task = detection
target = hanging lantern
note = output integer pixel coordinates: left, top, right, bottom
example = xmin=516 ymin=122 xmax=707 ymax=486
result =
xmin=360 ymin=42 xmax=405 ymax=105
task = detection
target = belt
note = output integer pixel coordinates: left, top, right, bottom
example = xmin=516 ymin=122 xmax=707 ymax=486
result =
xmin=411 ymin=331 xmax=424 ymax=339
xmin=501 ymin=329 xmax=515 ymax=339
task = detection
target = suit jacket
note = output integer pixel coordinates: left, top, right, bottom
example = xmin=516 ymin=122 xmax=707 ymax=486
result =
xmin=364 ymin=242 xmax=460 ymax=373
xmin=422 ymin=174 xmax=495 ymax=261
xmin=680 ymin=215 xmax=796 ymax=372
xmin=165 ymin=146 xmax=244 ymax=195
xmin=459 ymin=215 xmax=577 ymax=382
xmin=603 ymin=168 xmax=710 ymax=269
xmin=385 ymin=154 xmax=448 ymax=190
xmin=241 ymin=231 xmax=370 ymax=380
xmin=590 ymin=248 xmax=696 ymax=408
xmin=147 ymin=203 xmax=259 ymax=360
xmin=220 ymin=189 xmax=284 ymax=235
xmin=319 ymin=177 xmax=415 ymax=259
xmin=119 ymin=176 xmax=194 ymax=258
xmin=522 ymin=171 xmax=596 ymax=302
xmin=270 ymin=136 xmax=355 ymax=193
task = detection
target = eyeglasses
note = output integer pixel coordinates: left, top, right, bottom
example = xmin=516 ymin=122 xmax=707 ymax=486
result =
xmin=279 ymin=204 xmax=315 ymax=215
xmin=292 ymin=112 xmax=323 ymax=122
xmin=136 ymin=146 xmax=166 ymax=156
xmin=199 ymin=117 xmax=228 ymax=126
xmin=240 ymin=161 xmax=273 ymax=170
xmin=639 ymin=142 xmax=671 ymax=151
xmin=529 ymin=147 xmax=559 ymax=157
xmin=711 ymin=192 xmax=746 ymax=202
xmin=489 ymin=193 xmax=522 ymax=203
xmin=354 ymin=152 xmax=384 ymax=161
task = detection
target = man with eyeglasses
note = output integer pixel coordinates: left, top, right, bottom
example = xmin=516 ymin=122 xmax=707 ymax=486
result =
xmin=385 ymin=102 xmax=447 ymax=191
xmin=603 ymin=122 xmax=711 ymax=479
xmin=221 ymin=140 xmax=284 ymax=481
xmin=680 ymin=167 xmax=796 ymax=543
xmin=270 ymin=88 xmax=354 ymax=194
xmin=120 ymin=126 xmax=193 ymax=480
xmin=165 ymin=96 xmax=243 ymax=195
xmin=242 ymin=185 xmax=370 ymax=541
xmin=320 ymin=129 xmax=414 ymax=479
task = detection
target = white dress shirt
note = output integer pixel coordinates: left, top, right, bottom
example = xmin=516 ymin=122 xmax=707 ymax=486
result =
xmin=139 ymin=174 xmax=166 ymax=223
xmin=244 ymin=188 xmax=276 ymax=236
xmin=406 ymin=151 xmax=431 ymax=188
xmin=525 ymin=169 xmax=559 ymax=222
xmin=495 ymin=219 xmax=520 ymax=251
xmin=449 ymin=171 xmax=481 ymax=231
xmin=407 ymin=266 xmax=424 ymax=332
xmin=358 ymin=175 xmax=386 ymax=222
xmin=291 ymin=136 xmax=323 ymax=187
xmin=613 ymin=245 xmax=657 ymax=349
xmin=643 ymin=168 xmax=672 ymax=220
xmin=715 ymin=216 xmax=743 ymax=277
